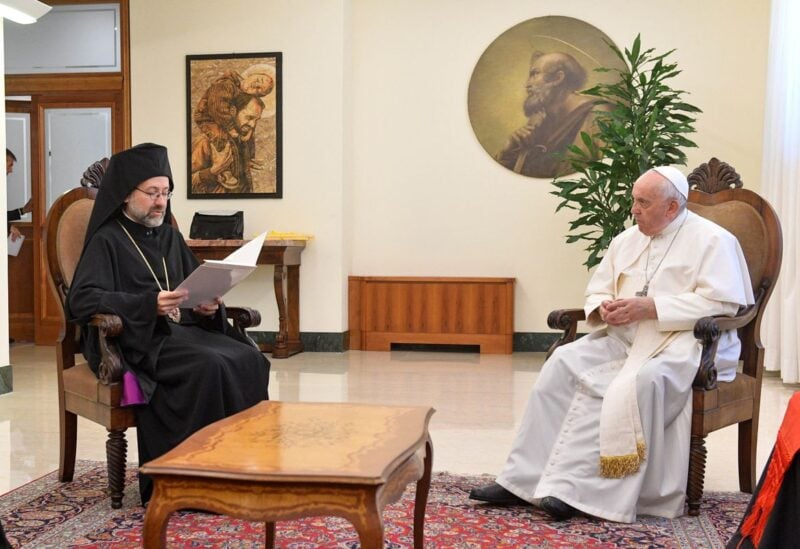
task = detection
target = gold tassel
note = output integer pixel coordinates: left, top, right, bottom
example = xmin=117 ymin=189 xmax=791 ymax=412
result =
xmin=599 ymin=441 xmax=648 ymax=479
xmin=599 ymin=454 xmax=641 ymax=478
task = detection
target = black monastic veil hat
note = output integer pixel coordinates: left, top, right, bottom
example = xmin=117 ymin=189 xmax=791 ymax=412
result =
xmin=83 ymin=143 xmax=175 ymax=247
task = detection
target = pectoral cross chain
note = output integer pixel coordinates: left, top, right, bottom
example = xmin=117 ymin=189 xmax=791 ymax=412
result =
xmin=636 ymin=214 xmax=688 ymax=299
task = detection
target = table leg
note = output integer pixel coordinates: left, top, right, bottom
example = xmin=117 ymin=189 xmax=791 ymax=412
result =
xmin=272 ymin=264 xmax=303 ymax=358
xmin=265 ymin=521 xmax=276 ymax=548
xmin=142 ymin=495 xmax=174 ymax=548
xmin=286 ymin=265 xmax=301 ymax=350
xmin=414 ymin=435 xmax=433 ymax=549
xmin=352 ymin=500 xmax=385 ymax=549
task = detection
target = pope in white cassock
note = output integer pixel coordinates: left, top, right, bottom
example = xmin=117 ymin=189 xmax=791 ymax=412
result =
xmin=470 ymin=166 xmax=754 ymax=522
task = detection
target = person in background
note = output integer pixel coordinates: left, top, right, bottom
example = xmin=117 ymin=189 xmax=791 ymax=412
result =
xmin=6 ymin=148 xmax=32 ymax=243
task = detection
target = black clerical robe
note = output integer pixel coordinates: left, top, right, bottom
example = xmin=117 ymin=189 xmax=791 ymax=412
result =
xmin=66 ymin=215 xmax=269 ymax=503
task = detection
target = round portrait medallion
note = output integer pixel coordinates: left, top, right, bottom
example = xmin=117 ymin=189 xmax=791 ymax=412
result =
xmin=468 ymin=16 xmax=626 ymax=179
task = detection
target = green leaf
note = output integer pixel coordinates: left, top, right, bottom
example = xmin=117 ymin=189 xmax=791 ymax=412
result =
xmin=630 ymin=35 xmax=641 ymax=63
xmin=549 ymin=34 xmax=699 ymax=268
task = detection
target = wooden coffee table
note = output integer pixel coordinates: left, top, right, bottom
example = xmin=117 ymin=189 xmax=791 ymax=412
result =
xmin=141 ymin=401 xmax=435 ymax=548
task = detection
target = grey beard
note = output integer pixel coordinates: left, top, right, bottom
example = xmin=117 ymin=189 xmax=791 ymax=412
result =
xmin=141 ymin=216 xmax=165 ymax=228
xmin=135 ymin=211 xmax=165 ymax=228
xmin=122 ymin=208 xmax=165 ymax=228
xmin=523 ymin=83 xmax=557 ymax=117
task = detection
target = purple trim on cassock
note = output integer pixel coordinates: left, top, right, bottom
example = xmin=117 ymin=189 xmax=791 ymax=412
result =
xmin=121 ymin=370 xmax=146 ymax=406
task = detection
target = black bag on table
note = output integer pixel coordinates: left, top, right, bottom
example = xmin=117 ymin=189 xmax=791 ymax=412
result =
xmin=189 ymin=211 xmax=244 ymax=240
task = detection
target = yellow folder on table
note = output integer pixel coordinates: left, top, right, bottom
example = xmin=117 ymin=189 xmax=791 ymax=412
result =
xmin=266 ymin=231 xmax=314 ymax=241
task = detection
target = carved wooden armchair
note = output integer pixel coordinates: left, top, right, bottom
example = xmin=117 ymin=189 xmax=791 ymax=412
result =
xmin=545 ymin=158 xmax=782 ymax=516
xmin=44 ymin=186 xmax=261 ymax=508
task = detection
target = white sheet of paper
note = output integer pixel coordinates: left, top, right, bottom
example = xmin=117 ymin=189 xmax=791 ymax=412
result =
xmin=7 ymin=233 xmax=24 ymax=256
xmin=222 ymin=231 xmax=267 ymax=264
xmin=177 ymin=232 xmax=267 ymax=307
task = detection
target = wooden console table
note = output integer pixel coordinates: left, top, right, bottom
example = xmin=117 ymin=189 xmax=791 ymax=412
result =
xmin=141 ymin=401 xmax=435 ymax=548
xmin=186 ymin=239 xmax=306 ymax=358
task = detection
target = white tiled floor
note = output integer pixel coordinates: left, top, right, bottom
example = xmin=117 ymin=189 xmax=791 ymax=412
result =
xmin=1 ymin=344 xmax=797 ymax=498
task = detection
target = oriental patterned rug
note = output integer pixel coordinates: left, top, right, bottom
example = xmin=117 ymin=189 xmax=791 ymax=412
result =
xmin=1 ymin=461 xmax=746 ymax=548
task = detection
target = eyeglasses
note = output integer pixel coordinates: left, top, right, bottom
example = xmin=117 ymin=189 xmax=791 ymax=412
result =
xmin=134 ymin=188 xmax=173 ymax=201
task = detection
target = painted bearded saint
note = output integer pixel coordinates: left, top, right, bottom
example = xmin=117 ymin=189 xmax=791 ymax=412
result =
xmin=495 ymin=51 xmax=609 ymax=178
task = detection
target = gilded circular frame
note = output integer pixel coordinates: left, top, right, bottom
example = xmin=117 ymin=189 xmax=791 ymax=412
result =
xmin=468 ymin=16 xmax=626 ymax=179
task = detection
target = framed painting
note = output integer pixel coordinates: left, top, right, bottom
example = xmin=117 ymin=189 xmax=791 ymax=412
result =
xmin=468 ymin=17 xmax=625 ymax=179
xmin=186 ymin=52 xmax=282 ymax=198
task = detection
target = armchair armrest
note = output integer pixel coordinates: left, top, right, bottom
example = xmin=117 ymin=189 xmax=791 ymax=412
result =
xmin=546 ymin=308 xmax=585 ymax=358
xmin=85 ymin=307 xmax=261 ymax=384
xmin=692 ymin=304 xmax=758 ymax=391
xmin=89 ymin=313 xmax=124 ymax=385
xmin=227 ymin=306 xmax=261 ymax=329
xmin=227 ymin=306 xmax=261 ymax=349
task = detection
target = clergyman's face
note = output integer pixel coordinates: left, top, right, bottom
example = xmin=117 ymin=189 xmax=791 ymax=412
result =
xmin=123 ymin=176 xmax=170 ymax=228
xmin=631 ymin=171 xmax=678 ymax=236
xmin=6 ymin=156 xmax=14 ymax=175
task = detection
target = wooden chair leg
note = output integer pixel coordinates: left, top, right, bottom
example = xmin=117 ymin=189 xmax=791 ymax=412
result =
xmin=414 ymin=437 xmax=433 ymax=549
xmin=686 ymin=433 xmax=707 ymax=516
xmin=59 ymin=410 xmax=77 ymax=482
xmin=738 ymin=419 xmax=756 ymax=493
xmin=106 ymin=429 xmax=127 ymax=509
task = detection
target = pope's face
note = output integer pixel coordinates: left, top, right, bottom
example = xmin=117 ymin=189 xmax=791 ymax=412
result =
xmin=123 ymin=176 xmax=170 ymax=228
xmin=6 ymin=156 xmax=14 ymax=175
xmin=631 ymin=171 xmax=679 ymax=236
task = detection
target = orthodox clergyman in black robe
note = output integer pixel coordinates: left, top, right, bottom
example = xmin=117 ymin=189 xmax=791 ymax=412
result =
xmin=66 ymin=143 xmax=269 ymax=504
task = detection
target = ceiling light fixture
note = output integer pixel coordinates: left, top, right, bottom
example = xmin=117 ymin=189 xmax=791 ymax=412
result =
xmin=0 ymin=0 xmax=51 ymax=25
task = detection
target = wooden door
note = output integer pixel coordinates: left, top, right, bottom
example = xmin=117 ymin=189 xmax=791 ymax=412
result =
xmin=6 ymin=101 xmax=35 ymax=341
xmin=32 ymin=94 xmax=125 ymax=344
xmin=5 ymin=0 xmax=131 ymax=345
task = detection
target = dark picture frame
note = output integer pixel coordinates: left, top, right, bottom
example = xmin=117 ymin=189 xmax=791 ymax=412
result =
xmin=186 ymin=52 xmax=282 ymax=199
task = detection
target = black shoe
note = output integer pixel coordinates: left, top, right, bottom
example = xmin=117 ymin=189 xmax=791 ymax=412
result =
xmin=539 ymin=496 xmax=580 ymax=521
xmin=469 ymin=482 xmax=528 ymax=505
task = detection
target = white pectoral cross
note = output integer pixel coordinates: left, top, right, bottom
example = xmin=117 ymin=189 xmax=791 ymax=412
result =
xmin=635 ymin=284 xmax=649 ymax=297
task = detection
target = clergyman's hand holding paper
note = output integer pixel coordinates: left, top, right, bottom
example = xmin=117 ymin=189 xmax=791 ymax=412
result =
xmin=177 ymin=232 xmax=267 ymax=307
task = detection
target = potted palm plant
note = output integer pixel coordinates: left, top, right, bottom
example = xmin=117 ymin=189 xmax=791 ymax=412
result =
xmin=552 ymin=35 xmax=701 ymax=268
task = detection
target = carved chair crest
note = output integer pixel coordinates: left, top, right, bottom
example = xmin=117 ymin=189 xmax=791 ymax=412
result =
xmin=687 ymin=157 xmax=743 ymax=194
xmin=80 ymin=158 xmax=109 ymax=188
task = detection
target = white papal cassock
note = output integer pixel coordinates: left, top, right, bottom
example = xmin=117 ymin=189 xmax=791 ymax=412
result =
xmin=497 ymin=209 xmax=753 ymax=522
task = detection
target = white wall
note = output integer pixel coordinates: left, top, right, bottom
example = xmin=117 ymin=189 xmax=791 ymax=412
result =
xmin=130 ymin=0 xmax=348 ymax=332
xmin=349 ymin=0 xmax=770 ymax=332
xmin=130 ymin=0 xmax=770 ymax=336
